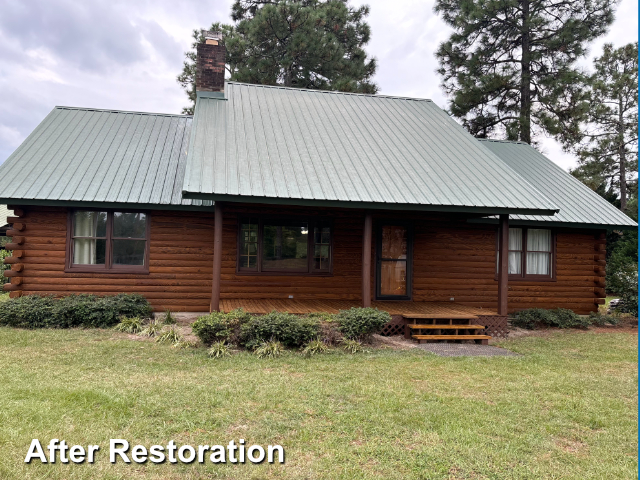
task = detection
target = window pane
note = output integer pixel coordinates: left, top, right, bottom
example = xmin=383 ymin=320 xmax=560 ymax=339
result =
xmin=508 ymin=228 xmax=522 ymax=251
xmin=74 ymin=211 xmax=107 ymax=237
xmin=112 ymin=239 xmax=146 ymax=266
xmin=381 ymin=226 xmax=407 ymax=259
xmin=239 ymin=221 xmax=258 ymax=270
xmin=113 ymin=212 xmax=147 ymax=238
xmin=314 ymin=244 xmax=331 ymax=270
xmin=508 ymin=252 xmax=522 ymax=275
xmin=527 ymin=229 xmax=551 ymax=252
xmin=262 ymin=223 xmax=308 ymax=271
xmin=73 ymin=238 xmax=106 ymax=265
xmin=380 ymin=260 xmax=407 ymax=296
xmin=527 ymin=252 xmax=550 ymax=275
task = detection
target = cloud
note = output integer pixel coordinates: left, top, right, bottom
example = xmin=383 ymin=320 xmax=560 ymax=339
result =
xmin=0 ymin=0 xmax=636 ymax=170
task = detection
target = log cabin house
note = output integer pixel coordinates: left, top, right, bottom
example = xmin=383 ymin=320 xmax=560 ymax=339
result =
xmin=0 ymin=33 xmax=635 ymax=342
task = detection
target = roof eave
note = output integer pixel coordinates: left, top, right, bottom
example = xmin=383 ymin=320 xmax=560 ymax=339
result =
xmin=181 ymin=192 xmax=559 ymax=216
xmin=468 ymin=216 xmax=638 ymax=231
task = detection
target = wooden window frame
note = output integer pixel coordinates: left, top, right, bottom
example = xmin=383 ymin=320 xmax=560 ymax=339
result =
xmin=375 ymin=222 xmax=413 ymax=301
xmin=65 ymin=209 xmax=151 ymax=274
xmin=236 ymin=216 xmax=333 ymax=276
xmin=495 ymin=227 xmax=557 ymax=282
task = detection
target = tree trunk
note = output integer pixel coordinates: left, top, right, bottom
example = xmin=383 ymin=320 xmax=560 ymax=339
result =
xmin=618 ymin=97 xmax=627 ymax=212
xmin=519 ymin=0 xmax=532 ymax=144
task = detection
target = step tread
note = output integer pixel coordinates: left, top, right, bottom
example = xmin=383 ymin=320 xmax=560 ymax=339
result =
xmin=408 ymin=324 xmax=485 ymax=330
xmin=403 ymin=314 xmax=478 ymax=319
xmin=412 ymin=334 xmax=492 ymax=340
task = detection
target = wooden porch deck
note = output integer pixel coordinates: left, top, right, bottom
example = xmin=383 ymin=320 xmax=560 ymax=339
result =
xmin=220 ymin=299 xmax=497 ymax=316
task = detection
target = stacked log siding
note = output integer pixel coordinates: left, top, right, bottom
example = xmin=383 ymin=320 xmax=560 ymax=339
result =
xmin=6 ymin=205 xmax=604 ymax=314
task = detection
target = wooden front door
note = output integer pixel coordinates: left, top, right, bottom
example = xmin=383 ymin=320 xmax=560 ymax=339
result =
xmin=376 ymin=224 xmax=412 ymax=300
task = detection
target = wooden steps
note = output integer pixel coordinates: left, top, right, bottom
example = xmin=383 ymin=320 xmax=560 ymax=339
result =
xmin=403 ymin=314 xmax=491 ymax=345
xmin=407 ymin=324 xmax=486 ymax=330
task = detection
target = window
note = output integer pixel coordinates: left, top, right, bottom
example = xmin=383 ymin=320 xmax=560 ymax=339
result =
xmin=497 ymin=227 xmax=554 ymax=279
xmin=67 ymin=210 xmax=149 ymax=272
xmin=238 ymin=217 xmax=332 ymax=275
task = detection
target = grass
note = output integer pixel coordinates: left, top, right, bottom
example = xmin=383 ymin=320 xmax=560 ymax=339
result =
xmin=0 ymin=328 xmax=636 ymax=479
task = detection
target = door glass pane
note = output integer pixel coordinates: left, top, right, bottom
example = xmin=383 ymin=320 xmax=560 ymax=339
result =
xmin=314 ymin=245 xmax=330 ymax=270
xmin=112 ymin=239 xmax=146 ymax=266
xmin=380 ymin=226 xmax=408 ymax=296
xmin=73 ymin=238 xmax=106 ymax=265
xmin=262 ymin=222 xmax=308 ymax=271
xmin=74 ymin=211 xmax=107 ymax=237
xmin=113 ymin=212 xmax=147 ymax=238
xmin=380 ymin=260 xmax=407 ymax=296
xmin=381 ymin=226 xmax=407 ymax=259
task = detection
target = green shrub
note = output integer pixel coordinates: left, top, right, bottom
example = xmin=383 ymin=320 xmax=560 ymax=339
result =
xmin=302 ymin=338 xmax=329 ymax=356
xmin=192 ymin=309 xmax=252 ymax=346
xmin=208 ymin=341 xmax=232 ymax=358
xmin=114 ymin=316 xmax=144 ymax=334
xmin=240 ymin=311 xmax=320 ymax=349
xmin=0 ymin=295 xmax=56 ymax=328
xmin=0 ymin=293 xmax=152 ymax=329
xmin=511 ymin=309 xmax=557 ymax=329
xmin=588 ymin=312 xmax=620 ymax=326
xmin=335 ymin=307 xmax=390 ymax=340
xmin=0 ymin=249 xmax=12 ymax=285
xmin=549 ymin=308 xmax=590 ymax=329
xmin=254 ymin=340 xmax=285 ymax=358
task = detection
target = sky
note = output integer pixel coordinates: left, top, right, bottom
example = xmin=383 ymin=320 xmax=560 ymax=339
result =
xmin=0 ymin=0 xmax=637 ymax=170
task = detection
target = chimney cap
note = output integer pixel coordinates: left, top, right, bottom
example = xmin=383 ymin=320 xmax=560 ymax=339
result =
xmin=203 ymin=30 xmax=223 ymax=41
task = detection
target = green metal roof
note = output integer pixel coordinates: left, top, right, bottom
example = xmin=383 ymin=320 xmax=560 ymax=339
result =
xmin=479 ymin=139 xmax=637 ymax=229
xmin=182 ymin=83 xmax=559 ymax=215
xmin=0 ymin=107 xmax=212 ymax=210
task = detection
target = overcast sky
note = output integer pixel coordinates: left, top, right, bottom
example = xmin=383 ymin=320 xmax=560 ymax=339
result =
xmin=0 ymin=0 xmax=637 ymax=170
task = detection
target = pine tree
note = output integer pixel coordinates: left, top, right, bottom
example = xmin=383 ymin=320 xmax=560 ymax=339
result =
xmin=434 ymin=0 xmax=617 ymax=144
xmin=177 ymin=0 xmax=377 ymax=114
xmin=565 ymin=42 xmax=638 ymax=213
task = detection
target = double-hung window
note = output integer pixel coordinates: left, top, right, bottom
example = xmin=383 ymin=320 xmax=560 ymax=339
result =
xmin=497 ymin=227 xmax=554 ymax=279
xmin=67 ymin=210 xmax=149 ymax=273
xmin=238 ymin=218 xmax=332 ymax=275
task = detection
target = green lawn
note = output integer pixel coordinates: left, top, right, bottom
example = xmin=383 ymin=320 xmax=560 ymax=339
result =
xmin=0 ymin=328 xmax=636 ymax=479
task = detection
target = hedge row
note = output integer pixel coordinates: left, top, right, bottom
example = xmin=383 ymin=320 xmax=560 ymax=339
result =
xmin=0 ymin=294 xmax=152 ymax=329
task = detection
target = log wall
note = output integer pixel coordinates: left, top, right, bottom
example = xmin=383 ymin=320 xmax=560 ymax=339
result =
xmin=4 ymin=205 xmax=605 ymax=314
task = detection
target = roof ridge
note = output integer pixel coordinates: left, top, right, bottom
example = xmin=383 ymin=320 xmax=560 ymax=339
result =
xmin=225 ymin=81 xmax=433 ymax=102
xmin=54 ymin=106 xmax=192 ymax=118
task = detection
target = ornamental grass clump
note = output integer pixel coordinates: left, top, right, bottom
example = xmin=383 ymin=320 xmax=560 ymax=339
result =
xmin=113 ymin=316 xmax=144 ymax=334
xmin=139 ymin=319 xmax=163 ymax=338
xmin=302 ymin=338 xmax=330 ymax=356
xmin=156 ymin=326 xmax=183 ymax=345
xmin=207 ymin=341 xmax=233 ymax=358
xmin=162 ymin=310 xmax=177 ymax=325
xmin=341 ymin=338 xmax=368 ymax=354
xmin=335 ymin=307 xmax=390 ymax=340
xmin=254 ymin=340 xmax=285 ymax=359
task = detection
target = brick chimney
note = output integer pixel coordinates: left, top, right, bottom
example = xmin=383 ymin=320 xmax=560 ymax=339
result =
xmin=196 ymin=31 xmax=225 ymax=92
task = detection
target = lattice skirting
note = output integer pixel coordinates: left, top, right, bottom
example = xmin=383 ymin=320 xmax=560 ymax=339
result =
xmin=478 ymin=315 xmax=509 ymax=338
xmin=379 ymin=315 xmax=406 ymax=337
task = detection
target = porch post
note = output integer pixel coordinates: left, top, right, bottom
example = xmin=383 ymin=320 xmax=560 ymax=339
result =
xmin=362 ymin=213 xmax=373 ymax=307
xmin=210 ymin=202 xmax=223 ymax=312
xmin=497 ymin=214 xmax=509 ymax=316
